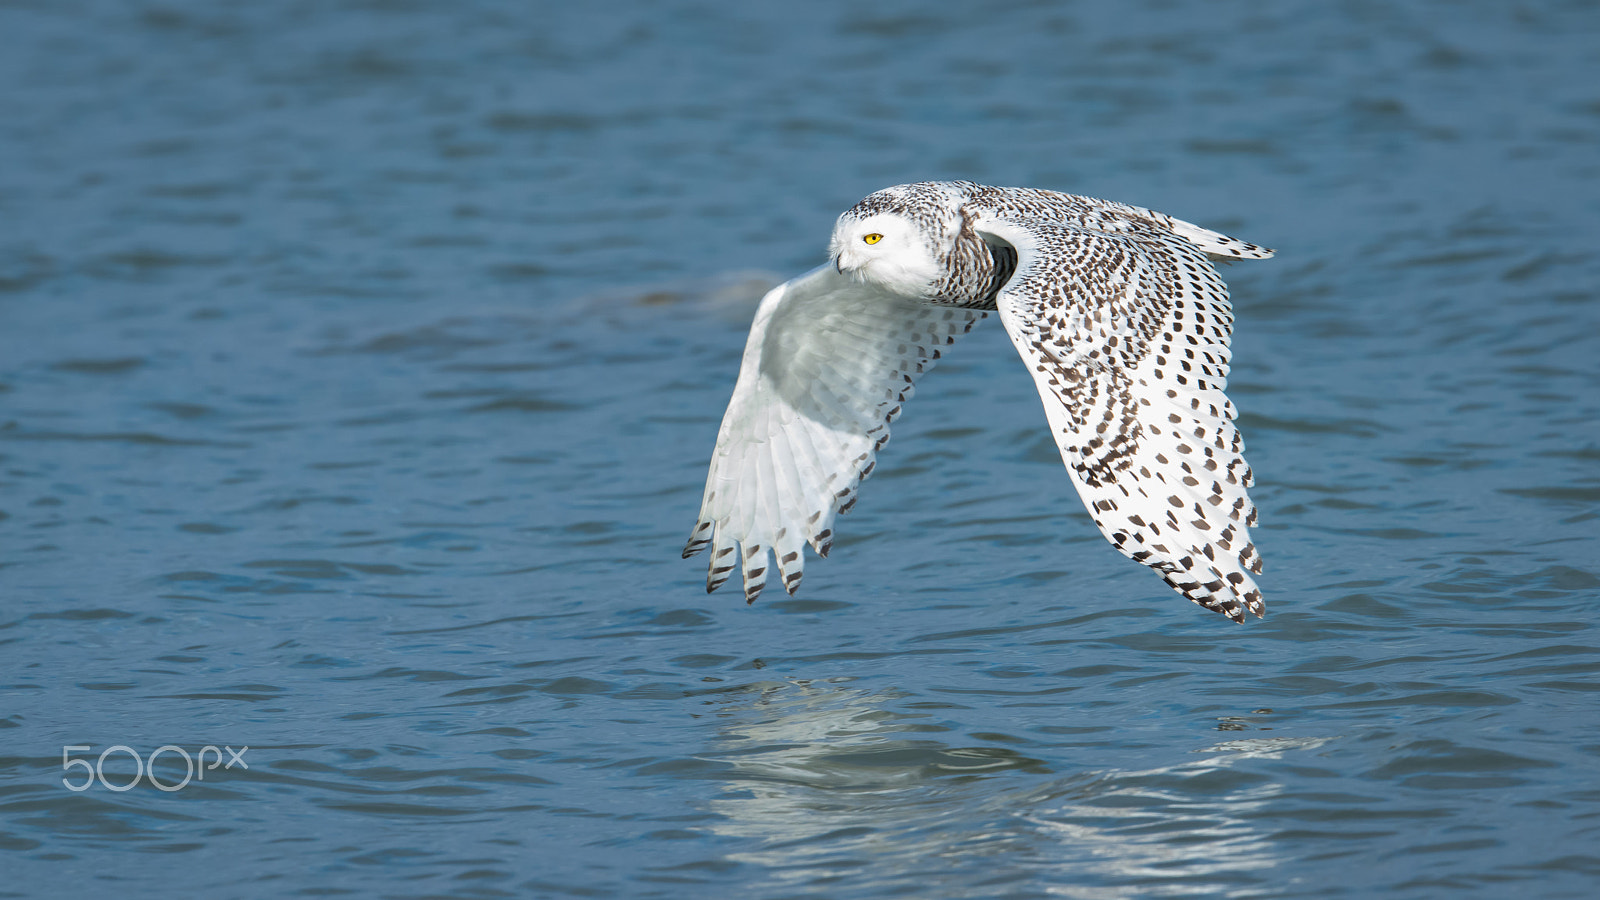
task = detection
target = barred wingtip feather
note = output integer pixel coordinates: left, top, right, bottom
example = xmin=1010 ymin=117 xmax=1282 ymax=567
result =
xmin=808 ymin=528 xmax=833 ymax=558
xmin=705 ymin=532 xmax=737 ymax=593
xmin=682 ymin=520 xmax=713 ymax=559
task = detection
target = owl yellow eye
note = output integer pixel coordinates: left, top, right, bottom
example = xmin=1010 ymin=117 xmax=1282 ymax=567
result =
xmin=863 ymin=233 xmax=883 ymax=245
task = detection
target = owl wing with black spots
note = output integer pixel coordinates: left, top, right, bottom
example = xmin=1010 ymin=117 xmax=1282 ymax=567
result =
xmin=684 ymin=264 xmax=986 ymax=603
xmin=974 ymin=217 xmax=1267 ymax=621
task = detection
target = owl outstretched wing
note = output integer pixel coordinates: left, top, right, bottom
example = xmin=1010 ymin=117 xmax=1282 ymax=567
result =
xmin=975 ymin=217 xmax=1268 ymax=621
xmin=684 ymin=264 xmax=986 ymax=603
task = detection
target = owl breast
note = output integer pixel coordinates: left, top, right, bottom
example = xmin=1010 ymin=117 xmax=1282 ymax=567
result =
xmin=927 ymin=220 xmax=1015 ymax=310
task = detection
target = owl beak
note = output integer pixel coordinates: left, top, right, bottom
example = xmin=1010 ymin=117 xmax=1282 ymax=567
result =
xmin=834 ymin=255 xmax=845 ymax=274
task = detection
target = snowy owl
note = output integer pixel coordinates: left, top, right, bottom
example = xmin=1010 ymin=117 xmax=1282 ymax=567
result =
xmin=683 ymin=181 xmax=1274 ymax=622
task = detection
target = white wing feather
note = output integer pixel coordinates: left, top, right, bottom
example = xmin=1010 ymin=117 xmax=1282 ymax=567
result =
xmin=977 ymin=217 xmax=1268 ymax=621
xmin=684 ymin=264 xmax=985 ymax=602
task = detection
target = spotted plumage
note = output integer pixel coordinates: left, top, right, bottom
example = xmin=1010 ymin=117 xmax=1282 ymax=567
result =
xmin=685 ymin=181 xmax=1274 ymax=621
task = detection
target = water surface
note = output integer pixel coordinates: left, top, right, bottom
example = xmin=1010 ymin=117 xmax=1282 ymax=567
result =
xmin=2 ymin=1 xmax=1598 ymax=897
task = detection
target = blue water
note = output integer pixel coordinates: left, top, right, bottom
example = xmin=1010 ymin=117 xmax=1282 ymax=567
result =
xmin=3 ymin=1 xmax=1599 ymax=897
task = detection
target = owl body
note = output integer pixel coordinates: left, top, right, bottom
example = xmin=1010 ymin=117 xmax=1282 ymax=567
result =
xmin=686 ymin=182 xmax=1274 ymax=622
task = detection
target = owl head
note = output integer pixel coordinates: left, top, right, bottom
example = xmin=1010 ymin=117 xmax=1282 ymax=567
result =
xmin=828 ymin=184 xmax=964 ymax=298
